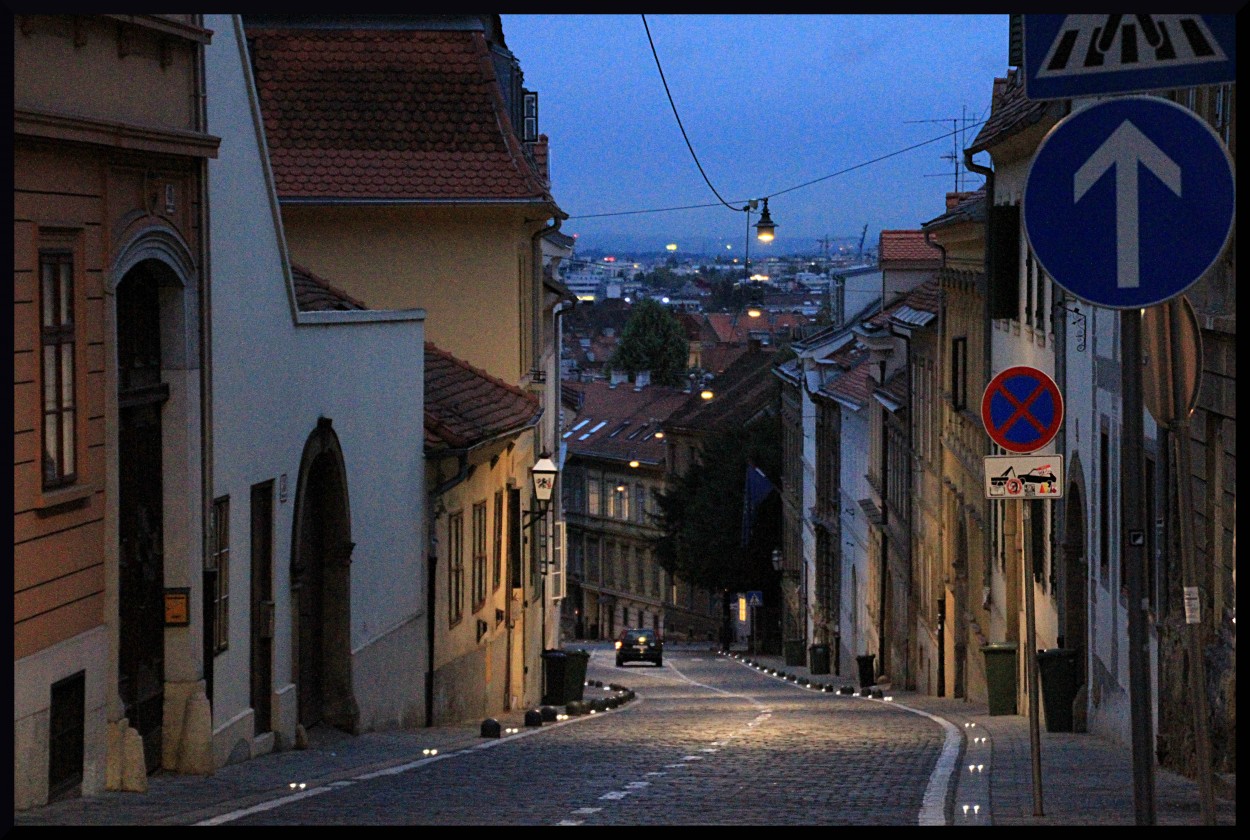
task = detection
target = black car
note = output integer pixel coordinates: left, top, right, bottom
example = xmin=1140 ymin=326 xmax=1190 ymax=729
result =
xmin=615 ymin=628 xmax=663 ymax=667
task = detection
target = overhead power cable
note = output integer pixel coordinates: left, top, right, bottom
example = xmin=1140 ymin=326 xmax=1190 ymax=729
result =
xmin=642 ymin=14 xmax=752 ymax=214
xmin=567 ymin=119 xmax=984 ymax=220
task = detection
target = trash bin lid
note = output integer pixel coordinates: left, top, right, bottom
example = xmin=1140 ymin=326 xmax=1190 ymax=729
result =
xmin=980 ymin=642 xmax=1018 ymax=652
xmin=1035 ymin=647 xmax=1076 ymax=659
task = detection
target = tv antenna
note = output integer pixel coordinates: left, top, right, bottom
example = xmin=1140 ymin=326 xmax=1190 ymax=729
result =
xmin=906 ymin=106 xmax=978 ymax=193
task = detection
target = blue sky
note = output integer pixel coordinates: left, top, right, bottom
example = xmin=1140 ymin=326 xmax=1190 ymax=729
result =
xmin=501 ymin=14 xmax=1010 ymax=255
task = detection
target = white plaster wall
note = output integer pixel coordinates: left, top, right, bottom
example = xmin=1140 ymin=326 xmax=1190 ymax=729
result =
xmin=838 ymin=405 xmax=873 ymax=663
xmin=204 ymin=15 xmax=426 ymax=750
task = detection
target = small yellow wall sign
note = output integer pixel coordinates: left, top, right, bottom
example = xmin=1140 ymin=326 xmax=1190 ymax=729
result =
xmin=164 ymin=588 xmax=190 ymax=627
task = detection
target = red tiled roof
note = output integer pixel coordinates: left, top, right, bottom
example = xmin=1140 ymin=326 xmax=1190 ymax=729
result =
xmin=291 ymin=263 xmax=368 ymax=311
xmin=866 ymin=276 xmax=940 ymax=328
xmin=664 ymin=347 xmax=780 ymax=436
xmin=424 ymin=342 xmax=540 ymax=451
xmin=247 ymin=26 xmax=554 ymax=204
xmin=878 ymin=230 xmax=942 ymax=266
xmin=562 ymin=381 xmax=691 ymax=467
xmin=824 ymin=361 xmax=875 ymax=409
xmin=968 ymin=69 xmax=1056 ymax=154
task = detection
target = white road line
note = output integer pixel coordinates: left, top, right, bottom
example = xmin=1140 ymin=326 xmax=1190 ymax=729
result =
xmin=557 ymin=819 xmax=584 ymax=825
xmin=599 ymin=791 xmax=628 ymax=800
xmin=194 ymin=785 xmax=335 ymax=826
xmin=625 ymin=781 xmax=650 ymax=789
xmin=573 ymin=807 xmax=602 ymax=814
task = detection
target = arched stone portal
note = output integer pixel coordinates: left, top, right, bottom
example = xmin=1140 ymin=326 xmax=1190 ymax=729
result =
xmin=1062 ymin=455 xmax=1089 ymax=707
xmin=290 ymin=417 xmax=358 ymax=733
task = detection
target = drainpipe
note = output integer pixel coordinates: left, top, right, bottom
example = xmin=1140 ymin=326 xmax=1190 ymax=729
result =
xmin=924 ymin=230 xmax=947 ymax=696
xmin=425 ymin=451 xmax=470 ymax=727
xmin=964 ymin=148 xmax=995 ymax=617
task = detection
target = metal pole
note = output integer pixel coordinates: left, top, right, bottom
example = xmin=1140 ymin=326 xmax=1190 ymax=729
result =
xmin=1021 ymin=499 xmax=1044 ymax=816
xmin=1122 ymin=308 xmax=1157 ymax=824
xmin=1168 ymin=302 xmax=1217 ymax=825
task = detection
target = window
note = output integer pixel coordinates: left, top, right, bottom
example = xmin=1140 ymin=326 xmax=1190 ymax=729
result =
xmin=208 ymin=496 xmax=230 ymax=654
xmin=604 ymin=541 xmax=616 ymax=586
xmin=588 ymin=473 xmax=601 ymax=516
xmin=1029 ymin=499 xmax=1047 ymax=592
xmin=449 ymin=512 xmax=464 ymax=624
xmin=1024 ymin=248 xmax=1035 ymax=328
xmin=587 ymin=537 xmax=601 ymax=583
xmin=472 ymin=501 xmax=487 ymax=609
xmin=40 ymin=251 xmax=77 ymax=489
xmin=634 ymin=484 xmax=646 ymax=523
xmin=616 ymin=483 xmax=628 ymax=520
xmin=492 ymin=490 xmax=503 ymax=591
xmin=951 ymin=337 xmax=968 ymax=411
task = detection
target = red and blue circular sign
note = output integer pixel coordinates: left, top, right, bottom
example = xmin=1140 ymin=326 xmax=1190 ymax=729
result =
xmin=981 ymin=366 xmax=1063 ymax=454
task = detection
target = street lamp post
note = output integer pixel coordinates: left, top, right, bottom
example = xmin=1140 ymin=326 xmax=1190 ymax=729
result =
xmin=525 ymin=454 xmax=559 ymax=651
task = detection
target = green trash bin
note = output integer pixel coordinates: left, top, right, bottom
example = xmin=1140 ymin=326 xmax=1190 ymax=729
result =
xmin=808 ymin=644 xmax=831 ymax=675
xmin=1036 ymin=648 xmax=1079 ymax=732
xmin=542 ymin=648 xmax=590 ymax=705
xmin=981 ymin=642 xmax=1018 ymax=715
xmin=564 ymin=649 xmax=589 ymax=703
xmin=541 ymin=650 xmax=568 ymax=706
xmin=784 ymin=639 xmax=806 ymax=666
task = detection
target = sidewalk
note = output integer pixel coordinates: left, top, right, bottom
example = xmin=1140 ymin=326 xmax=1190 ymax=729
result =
xmin=736 ymin=647 xmax=1236 ymax=826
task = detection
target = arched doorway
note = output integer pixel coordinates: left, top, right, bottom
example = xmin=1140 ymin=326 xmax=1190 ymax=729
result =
xmin=1062 ymin=481 xmax=1089 ymax=693
xmin=290 ymin=418 xmax=357 ymax=733
xmin=115 ymin=260 xmax=170 ymax=774
xmin=952 ymin=516 xmax=969 ymax=699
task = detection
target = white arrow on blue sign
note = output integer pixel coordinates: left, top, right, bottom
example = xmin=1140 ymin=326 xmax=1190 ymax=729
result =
xmin=1023 ymin=96 xmax=1234 ymax=309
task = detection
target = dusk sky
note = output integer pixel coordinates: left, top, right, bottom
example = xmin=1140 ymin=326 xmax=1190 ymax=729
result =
xmin=501 ymin=14 xmax=1011 ymax=256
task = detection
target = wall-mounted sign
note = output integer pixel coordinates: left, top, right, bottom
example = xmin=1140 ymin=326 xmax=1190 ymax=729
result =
xmin=164 ymin=587 xmax=190 ymax=627
xmin=984 ymin=455 xmax=1064 ymax=500
xmin=981 ymin=366 xmax=1063 ymax=454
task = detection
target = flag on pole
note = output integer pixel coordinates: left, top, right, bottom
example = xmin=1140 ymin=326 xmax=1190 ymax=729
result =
xmin=742 ymin=463 xmax=777 ymax=546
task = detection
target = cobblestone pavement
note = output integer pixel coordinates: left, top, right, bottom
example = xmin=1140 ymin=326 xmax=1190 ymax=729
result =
xmin=10 ymin=643 xmax=1236 ymax=826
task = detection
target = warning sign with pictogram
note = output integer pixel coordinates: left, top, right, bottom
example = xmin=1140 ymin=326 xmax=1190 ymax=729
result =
xmin=981 ymin=366 xmax=1063 ymax=454
xmin=984 ymin=455 xmax=1064 ymax=500
xmin=1023 ymin=14 xmax=1235 ymax=100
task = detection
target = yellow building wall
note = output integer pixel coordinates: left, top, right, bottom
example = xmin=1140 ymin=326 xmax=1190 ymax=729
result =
xmin=282 ymin=204 xmax=544 ymax=385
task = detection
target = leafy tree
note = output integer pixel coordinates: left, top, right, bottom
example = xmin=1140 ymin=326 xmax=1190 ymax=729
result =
xmin=652 ymin=414 xmax=783 ymax=595
xmin=608 ymin=298 xmax=689 ymax=386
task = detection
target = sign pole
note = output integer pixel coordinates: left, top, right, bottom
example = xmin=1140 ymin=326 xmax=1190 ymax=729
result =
xmin=1121 ymin=309 xmax=1157 ymax=824
xmin=1020 ymin=499 xmax=1044 ymax=816
xmin=1168 ymin=302 xmax=1217 ymax=825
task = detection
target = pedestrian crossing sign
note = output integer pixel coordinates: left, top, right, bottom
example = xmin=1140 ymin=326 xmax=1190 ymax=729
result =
xmin=747 ymin=591 xmax=763 ymax=608
xmin=1023 ymin=14 xmax=1235 ymax=100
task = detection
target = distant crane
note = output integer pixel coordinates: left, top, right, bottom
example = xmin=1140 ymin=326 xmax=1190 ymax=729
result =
xmin=857 ymin=224 xmax=868 ymax=261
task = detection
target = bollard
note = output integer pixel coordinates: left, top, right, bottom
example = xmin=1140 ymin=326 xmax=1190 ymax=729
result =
xmin=524 ymin=709 xmax=543 ymax=727
xmin=540 ymin=705 xmax=558 ymax=722
xmin=480 ymin=718 xmax=502 ymax=738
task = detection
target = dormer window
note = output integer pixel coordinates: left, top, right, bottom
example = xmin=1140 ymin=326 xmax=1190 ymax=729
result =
xmin=522 ymin=90 xmax=538 ymax=142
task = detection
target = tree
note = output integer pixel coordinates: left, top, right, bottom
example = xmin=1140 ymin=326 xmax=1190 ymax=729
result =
xmin=608 ymin=297 xmax=689 ymax=386
xmin=652 ymin=415 xmax=783 ymax=595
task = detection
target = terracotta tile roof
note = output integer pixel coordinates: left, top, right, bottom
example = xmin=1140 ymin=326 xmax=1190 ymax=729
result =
xmin=967 ymin=69 xmax=1057 ymax=153
xmin=562 ymin=381 xmax=691 ymax=467
xmin=878 ymin=230 xmax=943 ymax=267
xmin=424 ymin=342 xmax=540 ymax=451
xmin=664 ymin=347 xmax=780 ymax=436
xmin=247 ymin=26 xmax=555 ymax=204
xmin=922 ymin=190 xmax=987 ymax=230
xmin=862 ymin=276 xmax=939 ymax=330
xmin=820 ymin=357 xmax=874 ymax=410
xmin=700 ymin=343 xmax=747 ymax=375
xmin=875 ymin=367 xmax=909 ymax=411
xmin=291 ymin=263 xmax=368 ymax=311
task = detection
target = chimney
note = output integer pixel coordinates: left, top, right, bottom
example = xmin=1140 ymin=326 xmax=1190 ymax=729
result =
xmin=634 ymin=370 xmax=651 ymax=390
xmin=610 ymin=370 xmax=628 ymax=387
xmin=530 ymin=133 xmax=550 ymax=185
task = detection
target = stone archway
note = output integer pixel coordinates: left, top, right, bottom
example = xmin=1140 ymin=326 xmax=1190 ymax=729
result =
xmin=952 ymin=515 xmax=970 ymax=700
xmin=110 ymin=220 xmax=202 ymax=774
xmin=1062 ymin=454 xmax=1089 ymax=700
xmin=290 ymin=417 xmax=358 ymax=733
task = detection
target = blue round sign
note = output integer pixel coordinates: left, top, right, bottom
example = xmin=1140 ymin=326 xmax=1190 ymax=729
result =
xmin=1024 ymin=96 xmax=1234 ymax=309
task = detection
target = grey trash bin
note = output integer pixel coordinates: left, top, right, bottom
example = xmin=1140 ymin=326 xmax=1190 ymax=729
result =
xmin=856 ymin=653 xmax=876 ymax=688
xmin=1036 ymin=648 xmax=1079 ymax=732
